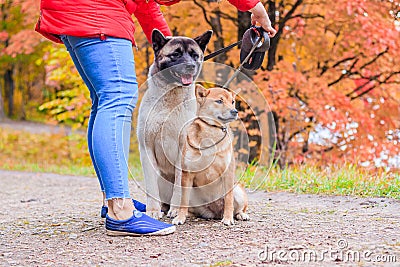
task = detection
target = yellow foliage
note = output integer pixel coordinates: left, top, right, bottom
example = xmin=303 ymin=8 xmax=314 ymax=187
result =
xmin=0 ymin=128 xmax=91 ymax=167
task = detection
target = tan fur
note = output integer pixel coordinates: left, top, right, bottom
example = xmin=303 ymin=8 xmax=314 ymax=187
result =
xmin=172 ymin=86 xmax=250 ymax=225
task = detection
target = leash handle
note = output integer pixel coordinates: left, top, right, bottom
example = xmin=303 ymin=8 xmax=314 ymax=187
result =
xmin=223 ymin=37 xmax=263 ymax=88
xmin=204 ymin=40 xmax=242 ymax=61
xmin=203 ymin=26 xmax=266 ymax=61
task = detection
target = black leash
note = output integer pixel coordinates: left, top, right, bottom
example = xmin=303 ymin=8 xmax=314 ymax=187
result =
xmin=203 ymin=26 xmax=266 ymax=88
xmin=204 ymin=40 xmax=242 ymax=61
xmin=223 ymin=37 xmax=262 ymax=88
xmin=203 ymin=36 xmax=262 ymax=88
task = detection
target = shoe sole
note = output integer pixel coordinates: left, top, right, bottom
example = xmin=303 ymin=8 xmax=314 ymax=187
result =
xmin=106 ymin=226 xmax=176 ymax=236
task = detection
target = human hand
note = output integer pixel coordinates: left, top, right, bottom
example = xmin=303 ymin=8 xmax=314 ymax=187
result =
xmin=249 ymin=2 xmax=277 ymax=37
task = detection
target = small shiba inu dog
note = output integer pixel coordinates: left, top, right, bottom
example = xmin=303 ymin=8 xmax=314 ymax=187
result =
xmin=172 ymin=85 xmax=250 ymax=225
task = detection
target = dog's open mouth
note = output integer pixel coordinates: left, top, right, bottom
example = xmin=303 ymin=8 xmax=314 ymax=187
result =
xmin=171 ymin=71 xmax=195 ymax=86
xmin=180 ymin=74 xmax=194 ymax=86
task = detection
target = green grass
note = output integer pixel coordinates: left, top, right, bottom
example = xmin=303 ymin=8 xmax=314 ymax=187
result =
xmin=0 ymin=156 xmax=144 ymax=179
xmin=1 ymin=126 xmax=399 ymax=199
xmin=238 ymin=163 xmax=400 ymax=199
xmin=0 ymin=149 xmax=144 ymax=179
xmin=0 ymin=162 xmax=96 ymax=176
xmin=210 ymin=260 xmax=233 ymax=267
xmin=0 ymin=126 xmax=143 ymax=178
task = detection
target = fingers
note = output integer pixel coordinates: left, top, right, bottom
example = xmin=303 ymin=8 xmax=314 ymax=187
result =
xmin=249 ymin=3 xmax=277 ymax=38
xmin=250 ymin=14 xmax=277 ymax=37
xmin=251 ymin=13 xmax=256 ymax=25
xmin=265 ymin=27 xmax=277 ymax=37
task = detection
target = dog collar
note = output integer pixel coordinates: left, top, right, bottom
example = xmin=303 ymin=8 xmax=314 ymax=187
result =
xmin=198 ymin=117 xmax=227 ymax=133
xmin=187 ymin=118 xmax=228 ymax=150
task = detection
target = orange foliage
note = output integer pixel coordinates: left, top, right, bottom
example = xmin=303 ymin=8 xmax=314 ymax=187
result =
xmin=10 ymin=0 xmax=398 ymax=168
xmin=255 ymin=0 xmax=400 ymax=167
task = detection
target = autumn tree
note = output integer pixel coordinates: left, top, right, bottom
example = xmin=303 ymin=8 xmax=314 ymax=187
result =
xmin=37 ymin=0 xmax=399 ymax=168
xmin=255 ymin=0 xmax=400 ymax=167
xmin=0 ymin=0 xmax=43 ymax=119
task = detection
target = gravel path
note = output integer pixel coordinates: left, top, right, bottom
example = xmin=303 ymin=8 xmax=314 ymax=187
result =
xmin=0 ymin=170 xmax=399 ymax=266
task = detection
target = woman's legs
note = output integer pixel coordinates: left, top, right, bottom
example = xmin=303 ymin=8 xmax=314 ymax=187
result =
xmin=61 ymin=35 xmax=137 ymax=220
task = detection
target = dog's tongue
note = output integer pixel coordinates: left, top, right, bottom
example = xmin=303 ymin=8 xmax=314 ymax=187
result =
xmin=181 ymin=74 xmax=193 ymax=85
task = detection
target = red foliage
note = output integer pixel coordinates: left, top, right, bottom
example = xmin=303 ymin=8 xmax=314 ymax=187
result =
xmin=255 ymin=0 xmax=400 ymax=167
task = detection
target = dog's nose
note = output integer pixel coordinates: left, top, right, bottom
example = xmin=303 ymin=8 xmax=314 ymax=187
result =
xmin=185 ymin=63 xmax=196 ymax=71
xmin=230 ymin=109 xmax=238 ymax=115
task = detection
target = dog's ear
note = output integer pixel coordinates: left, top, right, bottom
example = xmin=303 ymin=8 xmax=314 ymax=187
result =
xmin=194 ymin=30 xmax=213 ymax=52
xmin=152 ymin=29 xmax=169 ymax=55
xmin=196 ymin=84 xmax=210 ymax=98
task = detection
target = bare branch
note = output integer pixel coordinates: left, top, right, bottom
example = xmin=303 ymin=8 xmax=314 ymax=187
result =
xmin=287 ymin=125 xmax=312 ymax=142
xmin=327 ymin=58 xmax=359 ymax=87
xmin=289 ymin=13 xmax=325 ymax=20
xmin=216 ymin=11 xmax=238 ymax=25
xmin=193 ymin=0 xmax=216 ymax=36
xmin=359 ymin=47 xmax=389 ymax=70
xmin=319 ymin=55 xmax=358 ymax=76
xmin=279 ymin=0 xmax=304 ymax=28
xmin=350 ymin=71 xmax=400 ymax=100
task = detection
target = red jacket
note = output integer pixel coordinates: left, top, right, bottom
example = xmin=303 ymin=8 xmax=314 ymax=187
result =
xmin=35 ymin=0 xmax=171 ymax=45
xmin=227 ymin=0 xmax=259 ymax=11
xmin=35 ymin=0 xmax=259 ymax=45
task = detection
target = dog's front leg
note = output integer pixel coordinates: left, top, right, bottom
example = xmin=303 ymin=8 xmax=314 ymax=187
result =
xmin=234 ymin=185 xmax=250 ymax=221
xmin=167 ymin=167 xmax=182 ymax=218
xmin=140 ymin=145 xmax=164 ymax=219
xmin=222 ymin=187 xmax=235 ymax=225
xmin=172 ymin=172 xmax=194 ymax=225
xmin=221 ymin=158 xmax=235 ymax=225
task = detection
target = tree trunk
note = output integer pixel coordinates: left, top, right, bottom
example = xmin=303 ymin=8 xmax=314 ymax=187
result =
xmin=0 ymin=90 xmax=5 ymax=121
xmin=0 ymin=2 xmax=10 ymax=120
xmin=207 ymin=4 xmax=228 ymax=85
xmin=268 ymin=110 xmax=284 ymax=167
xmin=210 ymin=9 xmax=226 ymax=63
xmin=4 ymin=67 xmax=14 ymax=117
xmin=19 ymin=65 xmax=27 ymax=120
xmin=237 ymin=11 xmax=251 ymax=42
xmin=266 ymin=0 xmax=277 ymax=70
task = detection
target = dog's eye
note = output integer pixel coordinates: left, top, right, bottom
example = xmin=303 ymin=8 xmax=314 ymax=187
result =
xmin=215 ymin=100 xmax=223 ymax=104
xmin=171 ymin=52 xmax=181 ymax=57
xmin=191 ymin=53 xmax=199 ymax=60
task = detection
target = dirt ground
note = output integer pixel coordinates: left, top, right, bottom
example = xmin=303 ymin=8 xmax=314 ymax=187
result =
xmin=0 ymin=170 xmax=399 ymax=266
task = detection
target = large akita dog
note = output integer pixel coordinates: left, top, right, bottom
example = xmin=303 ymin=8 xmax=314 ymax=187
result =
xmin=137 ymin=29 xmax=213 ymax=218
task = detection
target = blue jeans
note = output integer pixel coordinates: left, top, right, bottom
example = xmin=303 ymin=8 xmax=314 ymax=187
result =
xmin=61 ymin=35 xmax=138 ymax=200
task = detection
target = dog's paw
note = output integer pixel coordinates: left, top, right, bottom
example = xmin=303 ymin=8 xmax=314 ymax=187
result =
xmin=146 ymin=210 xmax=164 ymax=219
xmin=166 ymin=207 xmax=178 ymax=218
xmin=172 ymin=215 xmax=186 ymax=225
xmin=221 ymin=216 xmax=235 ymax=226
xmin=235 ymin=212 xmax=250 ymax=221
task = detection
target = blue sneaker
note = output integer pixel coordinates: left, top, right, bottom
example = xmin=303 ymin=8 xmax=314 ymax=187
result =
xmin=101 ymin=199 xmax=146 ymax=218
xmin=105 ymin=210 xmax=176 ymax=236
xmin=132 ymin=199 xmax=146 ymax=212
xmin=101 ymin=205 xmax=108 ymax=218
